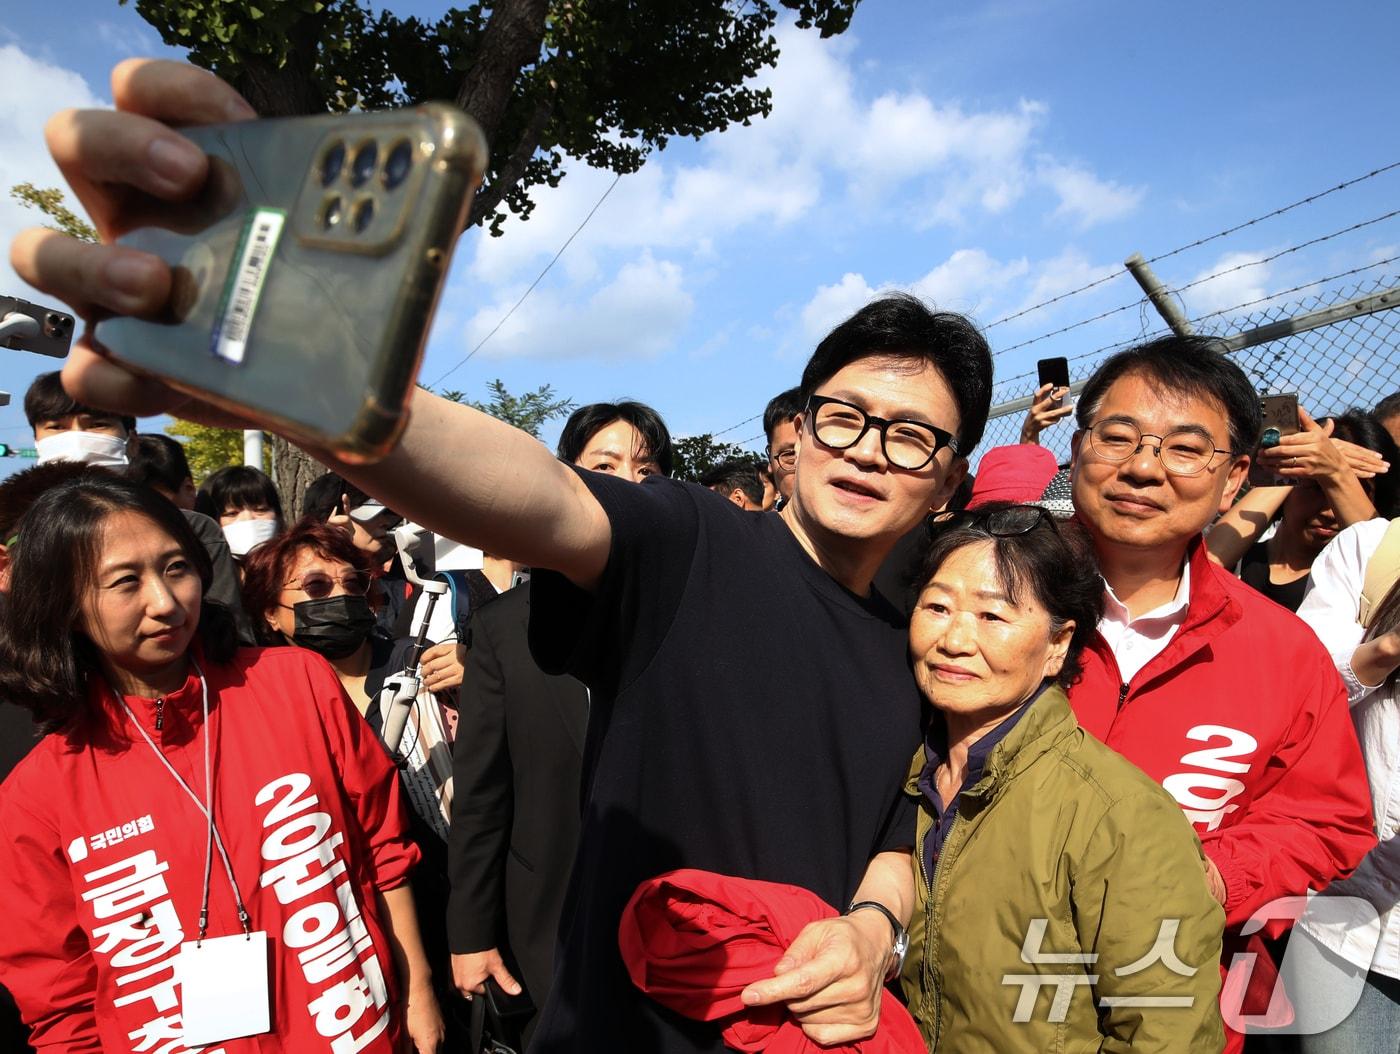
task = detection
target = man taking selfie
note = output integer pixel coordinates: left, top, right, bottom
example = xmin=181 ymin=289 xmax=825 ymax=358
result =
xmin=12 ymin=58 xmax=995 ymax=1054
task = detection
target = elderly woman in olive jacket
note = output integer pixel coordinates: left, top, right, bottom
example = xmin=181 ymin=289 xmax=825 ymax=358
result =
xmin=899 ymin=505 xmax=1225 ymax=1053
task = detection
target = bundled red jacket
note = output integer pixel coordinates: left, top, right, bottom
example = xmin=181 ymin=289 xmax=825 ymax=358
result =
xmin=1071 ymin=539 xmax=1376 ymax=1051
xmin=0 ymin=647 xmax=420 ymax=1053
xmin=619 ymin=869 xmax=924 ymax=1053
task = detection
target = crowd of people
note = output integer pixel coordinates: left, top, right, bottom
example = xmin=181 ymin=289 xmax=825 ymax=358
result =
xmin=1 ymin=55 xmax=1400 ymax=1054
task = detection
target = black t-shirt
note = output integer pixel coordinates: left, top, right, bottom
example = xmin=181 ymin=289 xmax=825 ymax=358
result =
xmin=1239 ymin=540 xmax=1310 ymax=613
xmin=526 ymin=471 xmax=922 ymax=1053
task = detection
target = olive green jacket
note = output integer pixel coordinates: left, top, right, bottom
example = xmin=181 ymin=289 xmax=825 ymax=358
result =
xmin=900 ymin=685 xmax=1225 ymax=1053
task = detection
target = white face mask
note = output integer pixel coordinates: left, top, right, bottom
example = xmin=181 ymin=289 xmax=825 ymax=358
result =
xmin=223 ymin=517 xmax=279 ymax=557
xmin=34 ymin=430 xmax=130 ymax=467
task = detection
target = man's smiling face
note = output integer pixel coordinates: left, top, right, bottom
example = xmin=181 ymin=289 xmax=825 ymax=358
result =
xmin=791 ymin=355 xmax=962 ymax=550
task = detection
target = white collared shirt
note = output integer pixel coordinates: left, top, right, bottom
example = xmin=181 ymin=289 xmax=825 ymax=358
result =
xmin=1295 ymin=518 xmax=1400 ymax=978
xmin=1097 ymin=560 xmax=1193 ymax=685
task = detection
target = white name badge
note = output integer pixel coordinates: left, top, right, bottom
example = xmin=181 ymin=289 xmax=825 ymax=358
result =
xmin=175 ymin=931 xmax=272 ymax=1046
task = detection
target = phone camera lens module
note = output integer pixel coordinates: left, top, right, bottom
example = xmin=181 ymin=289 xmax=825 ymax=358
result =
xmin=383 ymin=141 xmax=413 ymax=189
xmin=322 ymin=195 xmax=343 ymax=229
xmin=351 ymin=142 xmax=378 ymax=187
xmin=352 ymin=199 xmax=375 ymax=233
xmin=321 ymin=142 xmax=346 ymax=186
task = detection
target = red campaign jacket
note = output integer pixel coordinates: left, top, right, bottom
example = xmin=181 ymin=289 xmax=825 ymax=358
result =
xmin=0 ymin=646 xmax=421 ymax=1054
xmin=618 ymin=869 xmax=924 ymax=1053
xmin=1070 ymin=538 xmax=1376 ymax=928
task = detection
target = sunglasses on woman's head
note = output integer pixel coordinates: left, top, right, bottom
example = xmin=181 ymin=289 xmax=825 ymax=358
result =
xmin=930 ymin=504 xmax=1058 ymax=537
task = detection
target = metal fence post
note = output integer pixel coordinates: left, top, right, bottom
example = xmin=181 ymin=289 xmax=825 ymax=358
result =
xmin=1125 ymin=253 xmax=1194 ymax=336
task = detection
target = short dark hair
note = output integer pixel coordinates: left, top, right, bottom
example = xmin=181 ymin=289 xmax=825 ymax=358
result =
xmin=0 ymin=474 xmax=236 ymax=732
xmin=1324 ymin=409 xmax=1400 ymax=519
xmin=556 ymin=401 xmax=674 ymax=477
xmin=1375 ymin=391 xmax=1400 ymax=423
xmin=129 ymin=435 xmax=193 ymax=496
xmin=301 ymin=471 xmax=371 ymax=522
xmin=239 ymin=519 xmax=379 ymax=645
xmin=763 ymin=387 xmax=804 ymax=445
xmin=915 ymin=504 xmax=1104 ymax=687
xmin=23 ymin=371 xmax=136 ymax=435
xmin=1075 ymin=335 xmax=1262 ymax=456
xmin=700 ymin=459 xmax=765 ymax=505
xmin=0 ymin=461 xmax=110 ymax=544
xmin=196 ymin=465 xmax=284 ymax=525
xmin=799 ymin=294 xmax=993 ymax=454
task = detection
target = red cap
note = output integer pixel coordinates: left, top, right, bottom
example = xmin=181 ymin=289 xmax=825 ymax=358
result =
xmin=966 ymin=444 xmax=1060 ymax=509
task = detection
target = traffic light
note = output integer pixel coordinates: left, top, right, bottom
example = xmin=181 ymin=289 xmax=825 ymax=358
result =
xmin=0 ymin=444 xmax=10 ymax=457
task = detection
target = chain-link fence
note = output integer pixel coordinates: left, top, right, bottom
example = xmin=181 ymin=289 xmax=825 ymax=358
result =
xmin=977 ymin=274 xmax=1400 ymax=467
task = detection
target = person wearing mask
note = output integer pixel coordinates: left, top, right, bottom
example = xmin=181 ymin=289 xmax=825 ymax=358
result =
xmin=1206 ymin=408 xmax=1396 ymax=611
xmin=448 ymin=400 xmax=671 ymax=1044
xmin=197 ymin=464 xmax=285 ymax=559
xmin=24 ymin=370 xmax=135 ymax=467
xmin=1292 ymin=519 xmax=1400 ymax=1051
xmin=0 ymin=473 xmax=442 ymax=1053
xmin=128 ymin=433 xmax=198 ymax=510
xmin=20 ymin=61 xmax=996 ymax=1048
xmin=763 ymin=386 xmax=804 ymax=505
xmin=1064 ymin=335 xmax=1376 ymax=1053
xmin=901 ymin=503 xmax=1224 ymax=1050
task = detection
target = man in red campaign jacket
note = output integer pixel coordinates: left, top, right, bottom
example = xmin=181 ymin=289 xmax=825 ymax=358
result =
xmin=1062 ymin=335 xmax=1375 ymax=1053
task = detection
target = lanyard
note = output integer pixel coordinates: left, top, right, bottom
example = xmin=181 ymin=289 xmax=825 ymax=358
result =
xmin=115 ymin=658 xmax=250 ymax=943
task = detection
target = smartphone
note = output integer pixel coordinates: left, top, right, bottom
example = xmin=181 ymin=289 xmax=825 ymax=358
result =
xmin=95 ymin=105 xmax=487 ymax=462
xmin=483 ymin=976 xmax=535 ymax=1020
xmin=0 ymin=295 xmax=75 ymax=358
xmin=1248 ymin=392 xmax=1300 ymax=487
xmin=1037 ymin=357 xmax=1070 ymax=407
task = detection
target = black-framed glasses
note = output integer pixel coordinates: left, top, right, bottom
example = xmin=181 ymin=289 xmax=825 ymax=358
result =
xmin=931 ymin=504 xmax=1057 ymax=536
xmin=806 ymin=395 xmax=959 ymax=471
xmin=766 ymin=445 xmax=797 ymax=469
xmin=283 ymin=570 xmax=373 ymax=600
xmin=1086 ymin=420 xmax=1236 ymax=477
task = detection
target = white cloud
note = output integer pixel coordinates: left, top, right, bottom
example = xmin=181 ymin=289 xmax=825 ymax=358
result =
xmin=0 ymin=46 xmax=105 ymax=299
xmin=94 ymin=20 xmax=163 ymax=57
xmin=1037 ymin=158 xmax=1145 ymax=228
xmin=1002 ymin=248 xmax=1123 ymax=323
xmin=461 ymin=252 xmax=693 ymax=361
xmin=1181 ymin=250 xmax=1274 ymax=319
xmin=801 ymin=249 xmax=1034 ymax=341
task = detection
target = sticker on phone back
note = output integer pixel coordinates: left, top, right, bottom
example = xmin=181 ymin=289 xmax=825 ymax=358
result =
xmin=210 ymin=208 xmax=286 ymax=364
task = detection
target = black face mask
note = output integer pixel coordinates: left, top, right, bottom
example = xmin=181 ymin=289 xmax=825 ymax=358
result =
xmin=291 ymin=595 xmax=376 ymax=660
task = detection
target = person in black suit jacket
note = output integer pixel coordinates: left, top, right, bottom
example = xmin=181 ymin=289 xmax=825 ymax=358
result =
xmin=446 ymin=584 xmax=588 ymax=1043
xmin=446 ymin=400 xmax=674 ymax=1043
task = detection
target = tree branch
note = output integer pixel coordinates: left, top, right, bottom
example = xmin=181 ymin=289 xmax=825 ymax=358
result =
xmin=453 ymin=0 xmax=550 ymax=146
xmin=467 ymin=93 xmax=555 ymax=231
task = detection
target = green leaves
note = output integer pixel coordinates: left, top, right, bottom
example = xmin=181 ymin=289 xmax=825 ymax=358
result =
xmin=117 ymin=0 xmax=860 ymax=230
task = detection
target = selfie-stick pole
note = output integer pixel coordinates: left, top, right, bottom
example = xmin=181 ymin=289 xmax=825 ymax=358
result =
xmin=378 ymin=525 xmax=449 ymax=760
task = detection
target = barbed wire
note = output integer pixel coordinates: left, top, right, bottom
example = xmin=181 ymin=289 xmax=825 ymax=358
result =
xmin=990 ymin=207 xmax=1400 ymax=359
xmin=711 ymin=411 xmax=763 ymax=437
xmin=428 ymin=174 xmax=624 ymax=389
xmin=983 ymin=158 xmax=1400 ymax=330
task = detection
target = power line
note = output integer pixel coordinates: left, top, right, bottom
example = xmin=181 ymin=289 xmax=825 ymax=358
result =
xmin=984 ymin=158 xmax=1400 ymax=330
xmin=992 ymin=207 xmax=1400 ymax=358
xmin=428 ymin=173 xmax=624 ymax=389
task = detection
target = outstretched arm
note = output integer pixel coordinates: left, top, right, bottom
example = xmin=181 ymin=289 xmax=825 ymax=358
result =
xmin=12 ymin=59 xmax=611 ymax=590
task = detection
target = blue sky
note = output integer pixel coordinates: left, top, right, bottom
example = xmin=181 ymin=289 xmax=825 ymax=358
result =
xmin=2 ymin=0 xmax=1398 ymax=477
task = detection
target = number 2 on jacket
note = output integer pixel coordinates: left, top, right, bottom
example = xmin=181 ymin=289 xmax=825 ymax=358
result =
xmin=1161 ymin=725 xmax=1259 ymax=832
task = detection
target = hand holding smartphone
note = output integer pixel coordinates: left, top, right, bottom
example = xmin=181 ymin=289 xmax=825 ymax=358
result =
xmin=1248 ymin=393 xmax=1301 ymax=487
xmin=93 ymin=105 xmax=487 ymax=462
